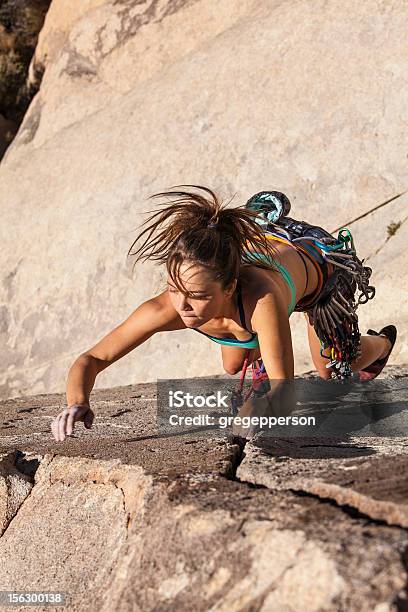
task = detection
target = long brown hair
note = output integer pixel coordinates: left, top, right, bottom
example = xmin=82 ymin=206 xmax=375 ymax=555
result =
xmin=127 ymin=184 xmax=281 ymax=293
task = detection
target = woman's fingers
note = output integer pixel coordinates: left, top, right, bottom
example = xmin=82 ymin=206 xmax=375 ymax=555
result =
xmin=66 ymin=408 xmax=77 ymax=436
xmin=58 ymin=410 xmax=70 ymax=442
xmin=51 ymin=404 xmax=92 ymax=442
xmin=83 ymin=409 xmax=94 ymax=429
xmin=51 ymin=414 xmax=61 ymax=441
xmin=51 ymin=413 xmax=65 ymax=442
xmin=232 ymin=423 xmax=255 ymax=439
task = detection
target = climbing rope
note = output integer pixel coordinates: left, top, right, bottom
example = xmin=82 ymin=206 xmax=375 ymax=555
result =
xmin=230 ymin=352 xmax=271 ymax=415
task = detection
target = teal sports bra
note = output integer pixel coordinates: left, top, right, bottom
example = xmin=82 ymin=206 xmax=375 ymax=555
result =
xmin=193 ymin=251 xmax=296 ymax=349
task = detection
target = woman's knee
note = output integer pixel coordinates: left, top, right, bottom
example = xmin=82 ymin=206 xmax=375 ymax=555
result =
xmin=223 ymin=363 xmax=243 ymax=375
xmin=221 ymin=346 xmax=257 ymax=375
xmin=316 ymin=368 xmax=333 ymax=380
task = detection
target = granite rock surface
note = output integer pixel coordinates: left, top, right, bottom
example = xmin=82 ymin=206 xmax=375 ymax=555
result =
xmin=1 ymin=367 xmax=408 ymax=610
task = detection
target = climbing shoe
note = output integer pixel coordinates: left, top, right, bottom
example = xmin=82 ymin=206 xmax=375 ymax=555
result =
xmin=358 ymin=325 xmax=397 ymax=381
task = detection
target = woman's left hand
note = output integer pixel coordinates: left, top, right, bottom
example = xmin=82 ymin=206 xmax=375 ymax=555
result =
xmin=232 ymin=380 xmax=297 ymax=439
xmin=232 ymin=394 xmax=272 ymax=439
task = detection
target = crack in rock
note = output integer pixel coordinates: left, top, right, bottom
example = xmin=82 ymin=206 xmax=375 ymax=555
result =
xmin=0 ymin=451 xmax=36 ymax=537
xmin=237 ymin=438 xmax=408 ymax=529
xmin=366 ymin=212 xmax=408 ymax=262
xmin=289 ymin=480 xmax=408 ymax=529
xmin=292 ymin=488 xmax=400 ymax=526
xmin=330 ymin=190 xmax=408 ymax=233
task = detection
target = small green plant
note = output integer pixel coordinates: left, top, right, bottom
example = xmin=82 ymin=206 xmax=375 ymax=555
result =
xmin=387 ymin=221 xmax=402 ymax=237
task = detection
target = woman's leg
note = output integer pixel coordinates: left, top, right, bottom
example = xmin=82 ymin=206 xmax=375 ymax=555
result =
xmin=304 ymin=312 xmax=392 ymax=379
xmin=220 ymin=344 xmax=261 ymax=375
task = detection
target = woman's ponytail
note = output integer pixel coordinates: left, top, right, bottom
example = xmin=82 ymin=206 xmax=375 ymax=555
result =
xmin=127 ymin=184 xmax=281 ymax=292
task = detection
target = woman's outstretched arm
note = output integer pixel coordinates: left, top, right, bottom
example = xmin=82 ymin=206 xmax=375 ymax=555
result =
xmin=52 ymin=291 xmax=184 ymax=441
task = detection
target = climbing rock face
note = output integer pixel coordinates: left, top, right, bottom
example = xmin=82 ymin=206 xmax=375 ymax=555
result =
xmin=0 ymin=0 xmax=407 ymax=399
xmin=1 ymin=372 xmax=408 ymax=610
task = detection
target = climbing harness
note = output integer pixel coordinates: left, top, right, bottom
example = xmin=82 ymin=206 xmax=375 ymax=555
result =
xmin=233 ymin=191 xmax=376 ymax=392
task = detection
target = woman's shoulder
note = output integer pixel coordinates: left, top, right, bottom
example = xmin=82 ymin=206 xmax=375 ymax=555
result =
xmin=240 ymin=265 xmax=293 ymax=329
xmin=146 ymin=289 xmax=187 ymax=331
xmin=241 ymin=265 xmax=290 ymax=305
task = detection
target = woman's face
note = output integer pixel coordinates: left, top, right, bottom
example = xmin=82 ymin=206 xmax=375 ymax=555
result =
xmin=167 ymin=262 xmax=235 ymax=327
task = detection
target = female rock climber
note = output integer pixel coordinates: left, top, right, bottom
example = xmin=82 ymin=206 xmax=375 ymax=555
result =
xmin=51 ymin=185 xmax=397 ymax=442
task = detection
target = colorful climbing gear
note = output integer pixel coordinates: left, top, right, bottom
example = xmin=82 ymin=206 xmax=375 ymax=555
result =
xmin=245 ymin=191 xmax=376 ymax=381
xmin=230 ymin=351 xmax=269 ymax=415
